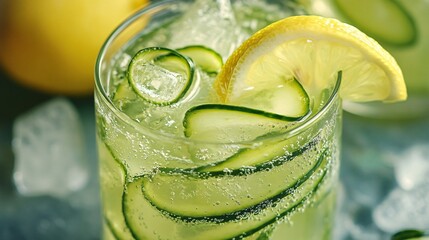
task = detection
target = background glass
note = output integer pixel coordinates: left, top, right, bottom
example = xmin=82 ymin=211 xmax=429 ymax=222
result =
xmin=300 ymin=0 xmax=429 ymax=119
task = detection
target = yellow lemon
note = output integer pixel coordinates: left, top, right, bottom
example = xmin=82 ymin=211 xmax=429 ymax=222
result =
xmin=0 ymin=0 xmax=149 ymax=95
xmin=215 ymin=15 xmax=407 ymax=107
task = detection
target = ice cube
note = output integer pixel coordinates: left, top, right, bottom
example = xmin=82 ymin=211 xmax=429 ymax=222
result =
xmin=334 ymin=184 xmax=388 ymax=240
xmin=167 ymin=0 xmax=248 ymax=58
xmin=12 ymin=98 xmax=89 ymax=197
xmin=348 ymin=205 xmax=389 ymax=240
xmin=389 ymin=144 xmax=429 ymax=190
xmin=373 ymin=182 xmax=429 ymax=233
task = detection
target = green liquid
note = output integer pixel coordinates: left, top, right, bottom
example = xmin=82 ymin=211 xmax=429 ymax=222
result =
xmin=95 ymin=0 xmax=341 ymax=239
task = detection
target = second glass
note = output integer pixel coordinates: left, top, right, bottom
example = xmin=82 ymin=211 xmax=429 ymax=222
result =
xmin=301 ymin=0 xmax=429 ymax=119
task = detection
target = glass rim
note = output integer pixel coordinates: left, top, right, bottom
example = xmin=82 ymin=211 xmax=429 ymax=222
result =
xmin=94 ymin=0 xmax=341 ymax=146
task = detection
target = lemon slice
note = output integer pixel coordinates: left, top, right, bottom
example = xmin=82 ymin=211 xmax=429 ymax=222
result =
xmin=215 ymin=15 xmax=407 ymax=109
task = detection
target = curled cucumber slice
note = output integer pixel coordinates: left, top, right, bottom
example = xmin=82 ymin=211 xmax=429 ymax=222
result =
xmin=230 ymin=76 xmax=311 ymax=119
xmin=123 ymin=150 xmax=329 ymax=239
xmin=127 ymin=47 xmax=195 ymax=105
xmin=177 ymin=45 xmax=223 ymax=74
xmin=183 ymin=104 xmax=306 ymax=143
xmin=113 ymin=77 xmax=137 ymax=102
xmin=334 ymin=0 xmax=417 ymax=46
xmin=136 ymin=147 xmax=327 ymax=221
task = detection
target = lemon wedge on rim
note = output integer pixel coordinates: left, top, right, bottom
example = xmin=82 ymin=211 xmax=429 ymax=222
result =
xmin=215 ymin=15 xmax=407 ymax=109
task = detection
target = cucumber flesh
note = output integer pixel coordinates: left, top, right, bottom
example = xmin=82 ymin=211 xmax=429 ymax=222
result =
xmin=113 ymin=78 xmax=137 ymax=103
xmin=195 ymin=134 xmax=319 ymax=174
xmin=229 ymin=76 xmax=310 ymax=118
xmin=177 ymin=45 xmax=223 ymax=74
xmin=98 ymin=140 xmax=134 ymax=240
xmin=183 ymin=104 xmax=306 ymax=143
xmin=334 ymin=0 xmax=417 ymax=46
xmin=127 ymin=47 xmax=195 ymax=105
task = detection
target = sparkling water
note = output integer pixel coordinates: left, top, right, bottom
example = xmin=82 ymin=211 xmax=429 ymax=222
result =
xmin=95 ymin=0 xmax=342 ymax=239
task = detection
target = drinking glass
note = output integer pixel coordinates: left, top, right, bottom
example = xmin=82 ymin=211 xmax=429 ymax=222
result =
xmin=94 ymin=0 xmax=342 ymax=239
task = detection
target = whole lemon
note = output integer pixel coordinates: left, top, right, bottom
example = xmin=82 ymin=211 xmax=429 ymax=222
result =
xmin=0 ymin=0 xmax=149 ymax=95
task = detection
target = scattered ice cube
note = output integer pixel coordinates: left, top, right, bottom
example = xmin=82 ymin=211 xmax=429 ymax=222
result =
xmin=389 ymin=144 xmax=429 ymax=190
xmin=342 ymin=206 xmax=385 ymax=240
xmin=334 ymin=183 xmax=389 ymax=240
xmin=340 ymin=148 xmax=395 ymax=207
xmin=373 ymin=182 xmax=429 ymax=233
xmin=12 ymin=98 xmax=89 ymax=197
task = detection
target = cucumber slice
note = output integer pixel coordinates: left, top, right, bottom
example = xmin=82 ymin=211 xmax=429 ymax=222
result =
xmin=113 ymin=78 xmax=137 ymax=102
xmin=127 ymin=47 xmax=195 ymax=105
xmin=195 ymin=134 xmax=319 ymax=175
xmin=103 ymin=217 xmax=117 ymax=240
xmin=333 ymin=0 xmax=417 ymax=46
xmin=183 ymin=104 xmax=306 ymax=143
xmin=97 ymin=140 xmax=134 ymax=240
xmin=392 ymin=229 xmax=428 ymax=240
xmin=230 ymin=76 xmax=311 ymax=118
xmin=123 ymin=150 xmax=329 ymax=239
xmin=137 ymin=146 xmax=327 ymax=222
xmin=177 ymin=45 xmax=223 ymax=74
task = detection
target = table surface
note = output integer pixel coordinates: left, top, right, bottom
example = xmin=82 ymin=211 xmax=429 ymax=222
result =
xmin=1 ymin=69 xmax=428 ymax=240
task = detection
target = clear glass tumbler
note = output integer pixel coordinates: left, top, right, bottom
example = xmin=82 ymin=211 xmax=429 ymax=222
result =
xmin=94 ymin=0 xmax=342 ymax=239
